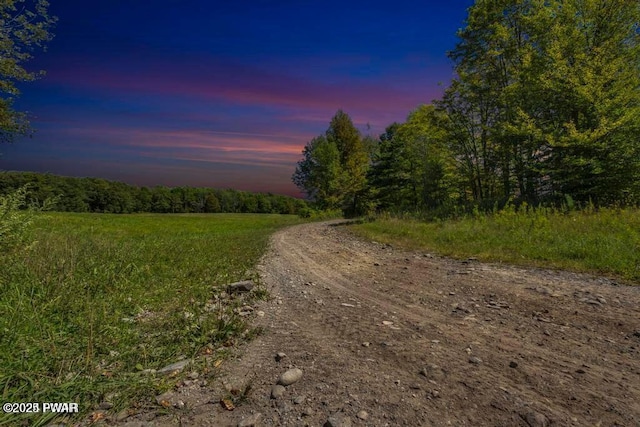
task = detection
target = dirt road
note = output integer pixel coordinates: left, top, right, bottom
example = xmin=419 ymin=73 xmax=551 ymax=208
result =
xmin=127 ymin=220 xmax=640 ymax=426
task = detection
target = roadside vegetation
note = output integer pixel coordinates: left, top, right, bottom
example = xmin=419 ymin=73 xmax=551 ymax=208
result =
xmin=351 ymin=206 xmax=640 ymax=283
xmin=0 ymin=195 xmax=304 ymax=425
xmin=291 ymin=0 xmax=639 ymax=284
xmin=293 ymin=1 xmax=640 ymax=219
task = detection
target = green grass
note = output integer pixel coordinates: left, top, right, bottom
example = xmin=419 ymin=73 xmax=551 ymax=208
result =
xmin=0 ymin=212 xmax=304 ymax=426
xmin=351 ymin=207 xmax=640 ymax=283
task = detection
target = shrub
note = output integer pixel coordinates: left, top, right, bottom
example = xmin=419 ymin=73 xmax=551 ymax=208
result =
xmin=0 ymin=185 xmax=37 ymax=253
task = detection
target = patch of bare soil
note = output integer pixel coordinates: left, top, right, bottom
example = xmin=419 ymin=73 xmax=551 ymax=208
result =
xmin=114 ymin=220 xmax=640 ymax=427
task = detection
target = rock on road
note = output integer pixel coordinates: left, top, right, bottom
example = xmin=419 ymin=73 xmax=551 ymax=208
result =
xmin=121 ymin=220 xmax=640 ymax=426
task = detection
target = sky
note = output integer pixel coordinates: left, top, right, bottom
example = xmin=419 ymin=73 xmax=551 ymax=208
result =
xmin=1 ymin=0 xmax=474 ymax=197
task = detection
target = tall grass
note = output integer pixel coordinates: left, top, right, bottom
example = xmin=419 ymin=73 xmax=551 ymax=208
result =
xmin=0 ymin=212 xmax=303 ymax=425
xmin=352 ymin=206 xmax=640 ymax=282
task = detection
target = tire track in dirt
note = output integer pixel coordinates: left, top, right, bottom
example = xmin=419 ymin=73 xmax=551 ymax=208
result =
xmin=124 ymin=220 xmax=640 ymax=427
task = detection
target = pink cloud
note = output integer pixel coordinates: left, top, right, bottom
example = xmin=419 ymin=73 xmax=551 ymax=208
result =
xmin=46 ymin=55 xmax=442 ymax=126
xmin=61 ymin=126 xmax=309 ymax=155
xmin=52 ymin=125 xmax=307 ymax=172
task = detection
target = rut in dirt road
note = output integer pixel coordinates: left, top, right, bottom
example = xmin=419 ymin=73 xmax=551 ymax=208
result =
xmin=129 ymin=220 xmax=640 ymax=427
xmin=247 ymin=220 xmax=640 ymax=426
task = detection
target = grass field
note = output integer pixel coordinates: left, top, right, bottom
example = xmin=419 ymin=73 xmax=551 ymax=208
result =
xmin=351 ymin=207 xmax=640 ymax=283
xmin=0 ymin=212 xmax=304 ymax=426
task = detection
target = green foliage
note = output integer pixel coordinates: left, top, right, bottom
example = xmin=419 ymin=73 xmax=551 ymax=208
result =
xmin=352 ymin=207 xmax=640 ymax=282
xmin=0 ymin=0 xmax=57 ymax=141
xmin=440 ymin=0 xmax=640 ymax=207
xmin=358 ymin=0 xmax=640 ymax=216
xmin=0 ymin=172 xmax=309 ymax=215
xmin=0 ymin=212 xmax=304 ymax=424
xmin=368 ymin=105 xmax=460 ymax=213
xmin=293 ymin=110 xmax=372 ymax=217
xmin=0 ymin=184 xmax=34 ymax=252
xmin=292 ymin=135 xmax=342 ymax=209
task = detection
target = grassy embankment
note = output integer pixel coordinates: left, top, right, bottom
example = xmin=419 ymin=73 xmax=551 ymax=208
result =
xmin=0 ymin=212 xmax=304 ymax=426
xmin=352 ymin=207 xmax=640 ymax=283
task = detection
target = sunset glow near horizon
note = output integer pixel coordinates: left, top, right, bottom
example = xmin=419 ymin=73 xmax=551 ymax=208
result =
xmin=2 ymin=0 xmax=474 ymax=197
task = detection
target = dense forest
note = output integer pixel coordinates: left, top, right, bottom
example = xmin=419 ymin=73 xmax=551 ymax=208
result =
xmin=0 ymin=172 xmax=308 ymax=215
xmin=294 ymin=0 xmax=640 ymax=217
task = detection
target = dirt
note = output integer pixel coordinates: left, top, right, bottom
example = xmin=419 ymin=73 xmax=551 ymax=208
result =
xmin=113 ymin=220 xmax=640 ymax=427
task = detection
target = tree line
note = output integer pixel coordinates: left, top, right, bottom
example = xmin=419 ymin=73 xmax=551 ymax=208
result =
xmin=294 ymin=0 xmax=640 ymax=217
xmin=0 ymin=172 xmax=308 ymax=215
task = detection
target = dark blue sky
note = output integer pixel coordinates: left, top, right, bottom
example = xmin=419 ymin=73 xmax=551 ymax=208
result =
xmin=2 ymin=0 xmax=474 ymax=196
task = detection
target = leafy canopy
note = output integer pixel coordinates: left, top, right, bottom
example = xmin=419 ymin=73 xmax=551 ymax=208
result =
xmin=0 ymin=0 xmax=56 ymax=142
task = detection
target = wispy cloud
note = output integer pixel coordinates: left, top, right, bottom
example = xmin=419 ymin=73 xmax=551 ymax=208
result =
xmin=45 ymin=53 xmax=443 ymax=127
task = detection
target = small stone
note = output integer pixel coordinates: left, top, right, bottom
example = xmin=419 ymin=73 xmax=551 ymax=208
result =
xmin=420 ymin=364 xmax=445 ymax=380
xmin=157 ymin=359 xmax=190 ymax=375
xmin=302 ymin=407 xmax=314 ymax=417
xmin=357 ymin=410 xmax=369 ymax=420
xmin=98 ymin=402 xmax=113 ymax=410
xmin=155 ymin=391 xmax=174 ymax=406
xmin=115 ymin=409 xmax=131 ymax=422
xmin=324 ymin=414 xmax=352 ymax=427
xmin=276 ymin=401 xmax=291 ymax=413
xmin=362 ymin=342 xmax=371 ymax=347
xmin=278 ymin=368 xmax=303 ymax=386
xmin=469 ymin=356 xmax=483 ymax=364
xmin=341 ymin=303 xmax=356 ymax=307
xmin=238 ymin=412 xmax=263 ymax=427
xmin=293 ymin=395 xmax=305 ymax=405
xmin=382 ymin=321 xmax=394 ymax=326
xmin=523 ymin=411 xmax=549 ymax=427
xmin=227 ymin=280 xmax=254 ymax=294
xmin=256 ymin=311 xmax=265 ymax=317
xmin=271 ymin=385 xmax=286 ymax=399
xmin=275 ymin=352 xmax=286 ymax=362
xmin=224 ymin=379 xmax=245 ymax=395
xmin=509 ymin=361 xmax=518 ymax=368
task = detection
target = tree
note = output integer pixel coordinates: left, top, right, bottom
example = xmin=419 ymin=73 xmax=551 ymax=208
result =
xmin=327 ymin=110 xmax=370 ymax=216
xmin=1 ymin=0 xmax=56 ymax=142
xmin=368 ymin=106 xmax=459 ymax=213
xmin=292 ymin=135 xmax=342 ymax=209
xmin=204 ymin=191 xmax=221 ymax=213
xmin=151 ymin=186 xmax=171 ymax=213
xmin=535 ymin=0 xmax=640 ymax=204
xmin=367 ymin=122 xmax=405 ymax=211
xmin=443 ymin=0 xmax=640 ymax=207
xmin=293 ymin=110 xmax=371 ymax=216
